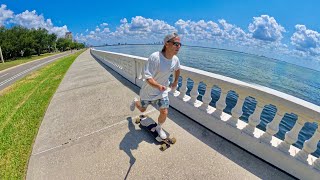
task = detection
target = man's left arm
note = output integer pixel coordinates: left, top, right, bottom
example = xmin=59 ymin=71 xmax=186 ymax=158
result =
xmin=170 ymin=69 xmax=180 ymax=89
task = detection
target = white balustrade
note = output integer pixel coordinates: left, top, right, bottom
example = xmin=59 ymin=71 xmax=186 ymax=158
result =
xmin=295 ymin=129 xmax=320 ymax=163
xmin=189 ymin=81 xmax=199 ymax=105
xmin=278 ymin=118 xmax=305 ymax=154
xmin=213 ymin=88 xmax=228 ymax=118
xmin=199 ymin=83 xmax=213 ymax=112
xmin=244 ymin=100 xmax=264 ymax=136
xmin=178 ymin=75 xmax=188 ymax=100
xmin=90 ymin=48 xmax=320 ymax=179
xmin=228 ymin=94 xmax=245 ymax=127
xmin=260 ymin=109 xmax=285 ymax=144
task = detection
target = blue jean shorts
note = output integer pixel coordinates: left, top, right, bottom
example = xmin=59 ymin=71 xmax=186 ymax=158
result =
xmin=140 ymin=96 xmax=169 ymax=109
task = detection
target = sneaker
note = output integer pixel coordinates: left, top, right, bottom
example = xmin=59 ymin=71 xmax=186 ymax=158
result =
xmin=130 ymin=97 xmax=138 ymax=111
xmin=156 ymin=125 xmax=167 ymax=139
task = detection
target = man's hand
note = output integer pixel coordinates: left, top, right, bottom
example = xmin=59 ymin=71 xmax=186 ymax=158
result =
xmin=147 ymin=78 xmax=167 ymax=91
xmin=170 ymin=81 xmax=178 ymax=89
xmin=158 ymin=85 xmax=167 ymax=91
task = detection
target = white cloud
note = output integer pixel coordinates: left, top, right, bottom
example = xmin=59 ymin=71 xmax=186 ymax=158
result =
xmin=248 ymin=15 xmax=285 ymax=42
xmin=76 ymin=16 xmax=176 ymax=45
xmin=100 ymin=22 xmax=108 ymax=27
xmin=75 ymin=15 xmax=320 ymax=61
xmin=291 ymin=25 xmax=320 ymax=56
xmin=120 ymin=18 xmax=127 ymax=24
xmin=0 ymin=4 xmax=14 ymax=26
xmin=10 ymin=9 xmax=68 ymax=37
xmin=111 ymin=16 xmax=176 ymax=40
xmin=102 ymin=28 xmax=110 ymax=33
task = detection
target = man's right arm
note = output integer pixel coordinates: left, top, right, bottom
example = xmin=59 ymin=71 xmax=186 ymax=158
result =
xmin=146 ymin=78 xmax=166 ymax=91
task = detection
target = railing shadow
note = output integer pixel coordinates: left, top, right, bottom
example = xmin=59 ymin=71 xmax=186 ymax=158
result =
xmin=92 ymin=54 xmax=296 ymax=180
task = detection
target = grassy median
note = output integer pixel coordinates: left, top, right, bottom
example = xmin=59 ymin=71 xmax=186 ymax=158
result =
xmin=0 ymin=50 xmax=85 ymax=179
xmin=0 ymin=52 xmax=62 ymax=72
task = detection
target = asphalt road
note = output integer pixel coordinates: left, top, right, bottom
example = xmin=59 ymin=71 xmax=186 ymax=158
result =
xmin=0 ymin=50 xmax=78 ymax=91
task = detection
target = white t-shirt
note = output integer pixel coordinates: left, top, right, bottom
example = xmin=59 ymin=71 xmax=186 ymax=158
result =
xmin=140 ymin=51 xmax=181 ymax=101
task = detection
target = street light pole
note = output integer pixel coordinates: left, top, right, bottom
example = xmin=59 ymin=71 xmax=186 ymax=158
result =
xmin=0 ymin=46 xmax=4 ymax=63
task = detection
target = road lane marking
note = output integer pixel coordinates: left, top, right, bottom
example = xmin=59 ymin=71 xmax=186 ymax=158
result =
xmin=0 ymin=73 xmax=8 ymax=78
xmin=0 ymin=54 xmax=70 ymax=88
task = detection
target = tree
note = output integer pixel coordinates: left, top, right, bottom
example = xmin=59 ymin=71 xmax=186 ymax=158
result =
xmin=47 ymin=33 xmax=57 ymax=52
xmin=31 ymin=28 xmax=49 ymax=56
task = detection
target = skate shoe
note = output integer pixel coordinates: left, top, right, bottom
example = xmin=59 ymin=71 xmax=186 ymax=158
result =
xmin=130 ymin=97 xmax=138 ymax=111
xmin=156 ymin=125 xmax=167 ymax=139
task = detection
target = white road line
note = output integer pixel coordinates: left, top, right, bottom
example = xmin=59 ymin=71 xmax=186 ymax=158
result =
xmin=32 ymin=119 xmax=128 ymax=156
xmin=31 ymin=109 xmax=157 ymax=156
xmin=0 ymin=55 xmax=69 ymax=87
xmin=0 ymin=73 xmax=8 ymax=78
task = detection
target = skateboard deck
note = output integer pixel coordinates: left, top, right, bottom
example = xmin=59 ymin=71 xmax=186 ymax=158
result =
xmin=135 ymin=115 xmax=176 ymax=151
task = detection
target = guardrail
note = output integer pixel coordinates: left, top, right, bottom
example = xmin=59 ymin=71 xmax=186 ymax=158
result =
xmin=90 ymin=48 xmax=320 ymax=179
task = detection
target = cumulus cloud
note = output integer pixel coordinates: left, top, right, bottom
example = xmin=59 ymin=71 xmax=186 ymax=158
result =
xmin=291 ymin=25 xmax=320 ymax=55
xmin=10 ymin=10 xmax=69 ymax=37
xmin=100 ymin=22 xmax=108 ymax=27
xmin=248 ymin=15 xmax=285 ymax=42
xmin=76 ymin=16 xmax=177 ymax=45
xmin=75 ymin=15 xmax=320 ymax=60
xmin=0 ymin=4 xmax=13 ymax=26
xmin=112 ymin=16 xmax=176 ymax=40
xmin=120 ymin=18 xmax=127 ymax=24
xmin=175 ymin=19 xmax=223 ymax=41
xmin=174 ymin=18 xmax=251 ymax=46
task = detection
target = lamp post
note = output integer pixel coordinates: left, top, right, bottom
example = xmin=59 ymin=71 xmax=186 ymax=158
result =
xmin=0 ymin=46 xmax=4 ymax=63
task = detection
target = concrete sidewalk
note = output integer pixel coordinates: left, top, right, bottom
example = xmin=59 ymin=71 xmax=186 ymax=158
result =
xmin=27 ymin=49 xmax=294 ymax=179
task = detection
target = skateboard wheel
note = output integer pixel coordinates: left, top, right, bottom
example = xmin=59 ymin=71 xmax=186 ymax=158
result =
xmin=135 ymin=118 xmax=141 ymax=124
xmin=161 ymin=144 xmax=167 ymax=151
xmin=171 ymin=137 xmax=176 ymax=144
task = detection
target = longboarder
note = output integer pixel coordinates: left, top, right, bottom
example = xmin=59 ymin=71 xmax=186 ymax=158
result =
xmin=130 ymin=32 xmax=181 ymax=140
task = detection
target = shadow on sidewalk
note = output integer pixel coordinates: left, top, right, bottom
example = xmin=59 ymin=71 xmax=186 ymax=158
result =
xmin=119 ymin=116 xmax=162 ymax=180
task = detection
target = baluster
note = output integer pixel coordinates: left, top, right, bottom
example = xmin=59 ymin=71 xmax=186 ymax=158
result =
xmin=213 ymin=87 xmax=228 ymax=118
xmin=278 ymin=117 xmax=305 ymax=154
xmin=244 ymin=100 xmax=264 ymax=136
xmin=199 ymin=83 xmax=213 ymax=112
xmin=295 ymin=129 xmax=320 ymax=164
xmin=228 ymin=94 xmax=245 ymax=127
xmin=170 ymin=76 xmax=179 ymax=95
xmin=260 ymin=108 xmax=285 ymax=144
xmin=189 ymin=81 xmax=199 ymax=104
xmin=137 ymin=61 xmax=143 ymax=79
xmin=178 ymin=76 xmax=188 ymax=100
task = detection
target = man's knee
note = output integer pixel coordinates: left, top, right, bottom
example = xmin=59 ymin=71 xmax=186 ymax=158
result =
xmin=159 ymin=108 xmax=168 ymax=116
xmin=140 ymin=108 xmax=147 ymax=112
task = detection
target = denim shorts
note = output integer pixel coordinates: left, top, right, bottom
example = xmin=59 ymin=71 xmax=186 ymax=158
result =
xmin=140 ymin=96 xmax=169 ymax=109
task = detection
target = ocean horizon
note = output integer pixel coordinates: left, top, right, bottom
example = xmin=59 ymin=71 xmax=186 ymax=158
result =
xmin=96 ymin=45 xmax=320 ymax=157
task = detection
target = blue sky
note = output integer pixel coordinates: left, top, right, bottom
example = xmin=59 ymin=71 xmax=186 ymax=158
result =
xmin=1 ymin=0 xmax=320 ymax=67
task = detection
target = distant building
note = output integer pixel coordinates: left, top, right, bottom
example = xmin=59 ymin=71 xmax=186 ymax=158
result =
xmin=65 ymin=32 xmax=73 ymax=41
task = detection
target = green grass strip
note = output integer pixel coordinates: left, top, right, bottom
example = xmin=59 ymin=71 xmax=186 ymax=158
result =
xmin=0 ymin=50 xmax=85 ymax=179
xmin=0 ymin=52 xmax=62 ymax=72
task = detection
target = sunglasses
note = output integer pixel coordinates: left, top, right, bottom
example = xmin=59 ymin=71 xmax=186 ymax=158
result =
xmin=168 ymin=41 xmax=182 ymax=47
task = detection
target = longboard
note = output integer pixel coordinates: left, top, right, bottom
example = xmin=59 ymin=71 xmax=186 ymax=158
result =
xmin=135 ymin=115 xmax=176 ymax=151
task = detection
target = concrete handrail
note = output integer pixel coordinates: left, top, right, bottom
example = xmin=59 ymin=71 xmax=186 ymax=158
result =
xmin=90 ymin=48 xmax=320 ymax=179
